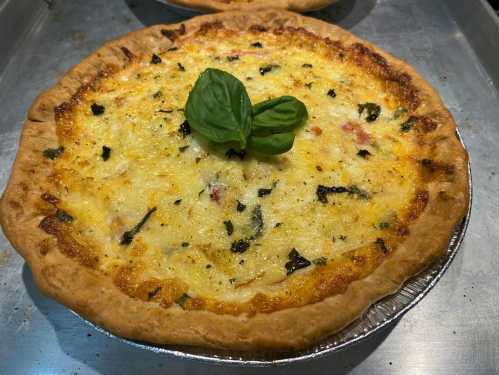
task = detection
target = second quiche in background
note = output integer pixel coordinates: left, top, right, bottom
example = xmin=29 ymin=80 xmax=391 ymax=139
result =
xmin=165 ymin=0 xmax=337 ymax=13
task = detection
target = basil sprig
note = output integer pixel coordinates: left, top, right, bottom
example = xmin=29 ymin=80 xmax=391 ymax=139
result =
xmin=186 ymin=68 xmax=252 ymax=148
xmin=251 ymin=96 xmax=307 ymax=136
xmin=185 ymin=68 xmax=307 ymax=155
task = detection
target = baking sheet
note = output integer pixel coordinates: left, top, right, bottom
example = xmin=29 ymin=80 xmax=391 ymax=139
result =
xmin=1 ymin=0 xmax=498 ymax=374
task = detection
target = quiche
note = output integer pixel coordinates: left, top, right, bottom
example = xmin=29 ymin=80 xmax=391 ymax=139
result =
xmin=166 ymin=0 xmax=337 ymax=13
xmin=0 ymin=10 xmax=469 ymax=351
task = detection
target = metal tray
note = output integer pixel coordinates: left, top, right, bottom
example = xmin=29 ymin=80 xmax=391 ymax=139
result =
xmin=1 ymin=0 xmax=498 ymax=374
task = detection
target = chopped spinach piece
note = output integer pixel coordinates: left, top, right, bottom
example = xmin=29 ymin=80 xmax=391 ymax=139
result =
xmin=167 ymin=47 xmax=178 ymax=52
xmin=258 ymin=188 xmax=273 ymax=197
xmin=250 ymin=205 xmax=264 ymax=239
xmin=147 ymin=287 xmax=162 ymax=300
xmin=259 ymin=64 xmax=280 ymax=76
xmin=174 ymin=199 xmax=182 ymax=205
xmin=101 ymin=146 xmax=111 ymax=161
xmin=327 ymin=89 xmax=337 ymax=98
xmin=178 ymin=145 xmax=190 ymax=153
xmin=377 ymin=222 xmax=390 ymax=230
xmin=177 ymin=62 xmax=186 ymax=71
xmin=316 ymin=185 xmax=349 ymax=203
xmin=375 ymin=238 xmax=389 ymax=253
xmin=175 ymin=293 xmax=190 ymax=307
xmin=181 ymin=242 xmax=189 ymax=247
xmin=316 ymin=184 xmax=370 ymax=203
xmin=313 ymin=257 xmax=327 ymax=266
xmin=257 ymin=183 xmax=277 ymax=198
xmin=358 ymin=102 xmax=381 ymax=122
xmin=400 ymin=116 xmax=418 ymax=132
xmin=120 ymin=207 xmax=157 ymax=245
xmin=231 ymin=239 xmax=250 ymax=253
xmin=225 ymin=148 xmax=246 ymax=160
xmin=251 ymin=42 xmax=263 ymax=48
xmin=224 ymin=220 xmax=234 ymax=236
xmin=357 ymin=149 xmax=371 ymax=159
xmin=393 ymin=107 xmax=408 ymax=119
xmin=91 ymin=103 xmax=105 ymax=116
xmin=302 ymin=63 xmax=313 ymax=68
xmin=56 ymin=209 xmax=73 ymax=223
xmin=236 ymin=200 xmax=247 ymax=212
xmin=153 ymin=91 xmax=162 ymax=99
xmin=305 ymin=82 xmax=313 ymax=89
xmin=178 ymin=120 xmax=191 ymax=137
xmin=285 ymin=248 xmax=311 ymax=275
xmin=43 ymin=146 xmax=64 ymax=160
xmin=150 ymin=54 xmax=162 ymax=64
xmin=227 ymin=55 xmax=240 ymax=62
xmin=348 ymin=185 xmax=371 ymax=200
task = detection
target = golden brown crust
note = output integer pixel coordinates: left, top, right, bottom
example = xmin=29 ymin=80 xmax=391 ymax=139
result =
xmin=166 ymin=0 xmax=337 ymax=13
xmin=0 ymin=10 xmax=469 ymax=350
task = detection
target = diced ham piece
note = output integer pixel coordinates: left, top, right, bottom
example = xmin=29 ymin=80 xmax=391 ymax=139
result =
xmin=311 ymin=126 xmax=323 ymax=136
xmin=209 ymin=182 xmax=226 ymax=204
xmin=341 ymin=122 xmax=371 ymax=145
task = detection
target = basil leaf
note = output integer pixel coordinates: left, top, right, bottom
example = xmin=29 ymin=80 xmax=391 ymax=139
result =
xmin=185 ymin=68 xmax=252 ymax=148
xmin=248 ymin=132 xmax=295 ymax=155
xmin=251 ymin=96 xmax=307 ymax=136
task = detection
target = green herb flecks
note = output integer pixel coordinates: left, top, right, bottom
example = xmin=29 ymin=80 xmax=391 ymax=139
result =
xmin=56 ymin=209 xmax=73 ymax=223
xmin=178 ymin=120 xmax=191 ymax=137
xmin=358 ymin=103 xmax=381 ymax=122
xmin=91 ymin=103 xmax=105 ymax=116
xmin=393 ymin=107 xmax=408 ymax=119
xmin=259 ymin=64 xmax=280 ymax=76
xmin=231 ymin=239 xmax=251 ymax=253
xmin=316 ymin=184 xmax=370 ymax=203
xmin=400 ymin=116 xmax=418 ymax=132
xmin=375 ymin=238 xmax=389 ymax=254
xmin=357 ymin=149 xmax=371 ymax=159
xmin=101 ymin=146 xmax=111 ymax=161
xmin=224 ymin=220 xmax=234 ymax=236
xmin=175 ymin=293 xmax=190 ymax=307
xmin=313 ymin=257 xmax=327 ymax=266
xmin=150 ymin=54 xmax=162 ymax=64
xmin=227 ymin=55 xmax=240 ymax=62
xmin=285 ymin=248 xmax=311 ymax=275
xmin=236 ymin=200 xmax=247 ymax=212
xmin=225 ymin=148 xmax=246 ymax=160
xmin=43 ymin=146 xmax=64 ymax=160
xmin=250 ymin=205 xmax=264 ymax=239
xmin=120 ymin=207 xmax=157 ymax=245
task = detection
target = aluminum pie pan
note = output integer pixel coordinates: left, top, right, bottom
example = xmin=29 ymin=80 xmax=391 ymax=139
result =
xmin=72 ymin=131 xmax=472 ymax=367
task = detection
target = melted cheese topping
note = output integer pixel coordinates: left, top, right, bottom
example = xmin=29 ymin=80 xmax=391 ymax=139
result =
xmin=54 ymin=31 xmax=419 ymax=303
